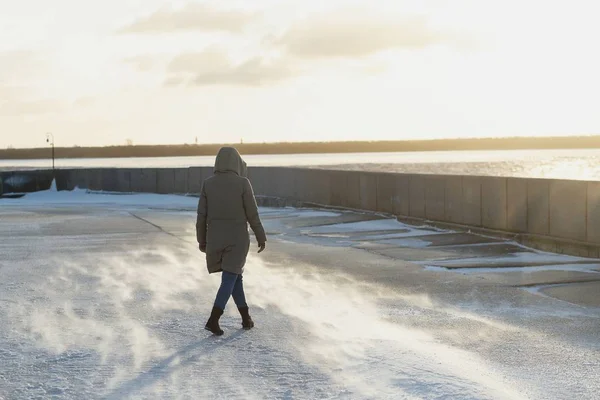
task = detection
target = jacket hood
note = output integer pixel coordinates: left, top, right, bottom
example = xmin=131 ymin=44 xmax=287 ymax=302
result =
xmin=214 ymin=147 xmax=246 ymax=176
xmin=241 ymin=159 xmax=248 ymax=178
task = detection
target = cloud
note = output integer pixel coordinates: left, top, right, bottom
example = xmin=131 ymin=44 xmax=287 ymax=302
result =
xmin=123 ymin=55 xmax=163 ymax=72
xmin=278 ymin=9 xmax=444 ymax=59
xmin=0 ymin=98 xmax=66 ymax=116
xmin=0 ymin=51 xmax=67 ymax=116
xmin=167 ymin=48 xmax=230 ymax=73
xmin=0 ymin=51 xmax=43 ymax=83
xmin=118 ymin=3 xmax=256 ymax=34
xmin=165 ymin=48 xmax=294 ymax=87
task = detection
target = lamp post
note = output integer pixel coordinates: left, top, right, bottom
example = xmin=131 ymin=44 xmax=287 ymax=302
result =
xmin=46 ymin=133 xmax=55 ymax=172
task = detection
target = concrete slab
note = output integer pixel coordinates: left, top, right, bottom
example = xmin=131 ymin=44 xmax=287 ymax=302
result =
xmin=36 ymin=170 xmax=56 ymax=191
xmin=481 ymin=177 xmax=507 ymax=230
xmin=0 ymin=170 xmax=42 ymax=193
xmin=513 ymin=273 xmax=600 ymax=288
xmin=587 ymin=181 xmax=600 ymax=243
xmin=373 ymin=247 xmax=470 ymax=261
xmin=188 ymin=167 xmax=211 ymax=194
xmin=375 ymin=243 xmax=522 ymax=261
xmin=430 ymin=259 xmax=599 ymax=269
xmin=316 ymin=169 xmax=332 ymax=204
xmin=157 ymin=168 xmax=176 ymax=194
xmin=549 ymin=180 xmax=586 ymax=241
xmin=462 ymin=176 xmax=481 ymax=226
xmin=306 ymin=228 xmax=409 ymax=239
xmin=540 ymin=281 xmax=600 ymax=307
xmin=409 ymin=175 xmax=426 ymax=218
xmin=507 ymin=178 xmax=528 ymax=232
xmin=346 ymin=232 xmax=443 ymax=242
xmin=100 ymin=168 xmax=132 ymax=192
xmin=375 ymin=242 xmax=526 ymax=261
xmin=463 ymin=270 xmax=600 ymax=287
xmin=300 ymin=168 xmax=315 ymax=203
xmin=444 ymin=176 xmax=463 ymax=224
xmin=283 ymin=167 xmax=297 ymax=199
xmin=130 ymin=169 xmax=157 ymax=193
xmin=393 ymin=174 xmax=410 ymax=216
xmin=391 ymin=232 xmax=506 ymax=247
xmin=0 ymin=210 xmax=155 ymax=237
xmin=70 ymin=169 xmax=92 ymax=190
xmin=173 ymin=168 xmax=188 ymax=194
xmin=376 ymin=173 xmax=396 ymax=214
xmin=329 ymin=170 xmax=348 ymax=207
xmin=271 ymin=168 xmax=295 ymax=199
xmin=260 ymin=213 xmax=302 ymax=221
xmin=527 ymin=179 xmax=549 ymax=235
xmin=125 ymin=211 xmax=196 ymax=236
xmin=101 ymin=168 xmax=119 ymax=192
xmin=247 ymin=166 xmax=271 ymax=196
xmin=87 ymin=168 xmax=103 ymax=191
xmin=301 ymin=169 xmax=331 ymax=205
xmin=434 ymin=242 xmax=529 ymax=257
xmin=425 ymin=176 xmax=445 ymax=221
xmin=117 ymin=169 xmax=132 ymax=192
xmin=286 ymin=213 xmax=387 ymax=228
xmin=352 ymin=241 xmax=409 ymax=250
xmin=54 ymin=169 xmax=75 ymax=191
xmin=359 ymin=172 xmax=378 ymax=211
xmin=346 ymin=171 xmax=361 ymax=209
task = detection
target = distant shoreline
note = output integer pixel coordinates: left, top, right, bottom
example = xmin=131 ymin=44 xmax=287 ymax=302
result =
xmin=0 ymin=136 xmax=596 ymax=160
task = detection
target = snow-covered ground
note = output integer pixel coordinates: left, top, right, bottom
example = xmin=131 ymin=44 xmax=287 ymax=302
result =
xmin=0 ymin=188 xmax=598 ymax=399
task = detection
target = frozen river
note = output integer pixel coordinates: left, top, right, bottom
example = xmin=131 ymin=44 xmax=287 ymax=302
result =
xmin=3 ymin=148 xmax=600 ymax=180
xmin=0 ymin=188 xmax=598 ymax=399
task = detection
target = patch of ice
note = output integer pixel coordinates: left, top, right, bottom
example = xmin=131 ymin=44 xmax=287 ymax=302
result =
xmin=2 ymin=187 xmax=199 ymax=209
xmin=352 ymin=229 xmax=445 ymax=240
xmin=1 ymin=189 xmax=337 ymax=223
xmin=424 ymin=264 xmax=600 ymax=274
xmin=3 ymin=174 xmax=33 ymax=189
xmin=3 ymin=246 xmax=530 ymax=399
xmin=364 ymin=237 xmax=434 ymax=248
xmin=423 ymin=252 xmax=593 ymax=267
xmin=303 ymin=218 xmax=410 ymax=234
xmin=293 ymin=210 xmax=342 ymax=218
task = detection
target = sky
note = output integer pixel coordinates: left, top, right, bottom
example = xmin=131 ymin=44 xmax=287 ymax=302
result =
xmin=1 ymin=0 xmax=599 ymax=148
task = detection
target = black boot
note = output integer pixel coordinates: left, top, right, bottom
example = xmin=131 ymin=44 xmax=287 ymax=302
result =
xmin=238 ymin=306 xmax=254 ymax=330
xmin=204 ymin=306 xmax=224 ymax=336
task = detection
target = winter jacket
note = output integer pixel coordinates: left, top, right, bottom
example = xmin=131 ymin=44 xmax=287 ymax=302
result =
xmin=196 ymin=147 xmax=266 ymax=274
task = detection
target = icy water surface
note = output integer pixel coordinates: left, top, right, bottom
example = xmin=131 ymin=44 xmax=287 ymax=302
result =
xmin=3 ymin=148 xmax=600 ymax=180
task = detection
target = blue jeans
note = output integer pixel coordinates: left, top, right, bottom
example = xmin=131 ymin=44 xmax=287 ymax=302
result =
xmin=214 ymin=271 xmax=247 ymax=310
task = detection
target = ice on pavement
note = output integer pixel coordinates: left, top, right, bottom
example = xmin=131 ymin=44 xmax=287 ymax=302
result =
xmin=303 ymin=219 xmax=418 ymax=233
xmin=424 ymin=252 xmax=592 ymax=267
xmin=5 ymin=251 xmax=529 ymax=399
xmin=2 ymin=185 xmax=199 ymax=209
xmin=301 ymin=219 xmax=447 ymax=240
xmin=0 ymin=188 xmax=572 ymax=399
xmin=425 ymin=264 xmax=600 ymax=274
xmin=282 ymin=210 xmax=342 ymax=218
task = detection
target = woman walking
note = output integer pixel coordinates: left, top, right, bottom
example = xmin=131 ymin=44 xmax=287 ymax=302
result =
xmin=196 ymin=147 xmax=267 ymax=335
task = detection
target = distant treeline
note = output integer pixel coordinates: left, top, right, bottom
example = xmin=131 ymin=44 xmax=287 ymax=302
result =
xmin=1 ymin=136 xmax=597 ymax=159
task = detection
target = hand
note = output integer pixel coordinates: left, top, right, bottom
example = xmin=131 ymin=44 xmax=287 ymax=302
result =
xmin=258 ymin=243 xmax=266 ymax=253
xmin=199 ymin=243 xmax=206 ymax=253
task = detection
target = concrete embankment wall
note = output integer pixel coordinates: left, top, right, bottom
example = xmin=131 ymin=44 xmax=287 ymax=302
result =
xmin=1 ymin=167 xmax=599 ymax=257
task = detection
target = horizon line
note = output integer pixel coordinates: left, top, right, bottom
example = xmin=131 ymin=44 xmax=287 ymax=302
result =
xmin=4 ymin=133 xmax=599 ymax=151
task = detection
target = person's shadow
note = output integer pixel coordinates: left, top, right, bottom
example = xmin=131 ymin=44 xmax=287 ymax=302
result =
xmin=102 ymin=329 xmax=246 ymax=399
